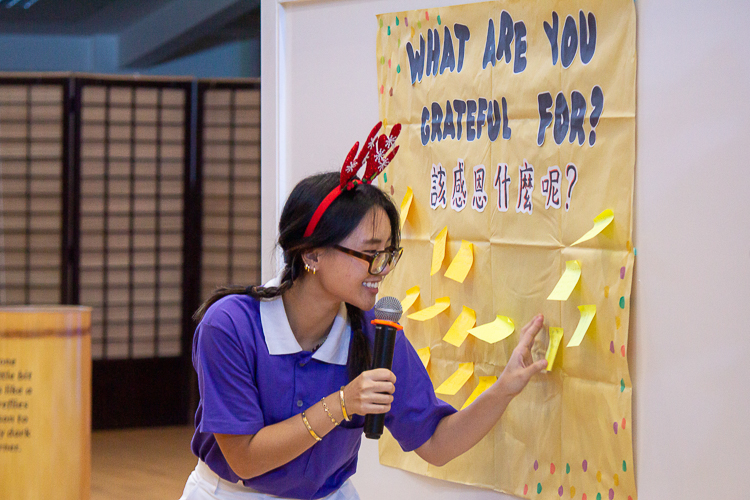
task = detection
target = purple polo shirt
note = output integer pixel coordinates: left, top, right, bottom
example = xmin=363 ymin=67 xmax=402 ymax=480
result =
xmin=190 ymin=293 xmax=456 ymax=500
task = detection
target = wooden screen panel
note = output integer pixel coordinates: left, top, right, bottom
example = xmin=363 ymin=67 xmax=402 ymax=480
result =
xmin=0 ymin=82 xmax=64 ymax=305
xmin=78 ymin=84 xmax=186 ymax=360
xmin=200 ymin=84 xmax=261 ymax=300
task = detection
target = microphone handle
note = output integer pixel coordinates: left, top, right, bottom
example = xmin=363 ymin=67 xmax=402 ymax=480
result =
xmin=364 ymin=322 xmax=398 ymax=439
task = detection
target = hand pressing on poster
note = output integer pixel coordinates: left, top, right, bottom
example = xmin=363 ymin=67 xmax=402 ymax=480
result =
xmin=414 ymin=315 xmax=548 ymax=466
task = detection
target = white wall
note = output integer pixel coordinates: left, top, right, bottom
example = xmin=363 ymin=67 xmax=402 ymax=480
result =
xmin=261 ymin=0 xmax=750 ymax=498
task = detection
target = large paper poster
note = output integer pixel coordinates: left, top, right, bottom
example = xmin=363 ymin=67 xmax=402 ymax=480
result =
xmin=375 ymin=1 xmax=636 ymax=499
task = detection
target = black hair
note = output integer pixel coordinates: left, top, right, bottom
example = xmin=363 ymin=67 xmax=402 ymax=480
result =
xmin=194 ymin=171 xmax=401 ymax=380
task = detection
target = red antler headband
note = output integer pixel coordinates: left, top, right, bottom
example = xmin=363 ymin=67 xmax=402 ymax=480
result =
xmin=303 ymin=121 xmax=401 ymax=238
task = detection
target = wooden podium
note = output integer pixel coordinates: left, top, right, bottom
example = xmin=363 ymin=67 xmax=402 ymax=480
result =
xmin=0 ymin=306 xmax=91 ymax=500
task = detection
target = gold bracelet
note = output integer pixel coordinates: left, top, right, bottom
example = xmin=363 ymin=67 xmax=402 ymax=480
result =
xmin=339 ymin=386 xmax=350 ymax=421
xmin=321 ymin=398 xmax=339 ymax=426
xmin=301 ymin=411 xmax=322 ymax=442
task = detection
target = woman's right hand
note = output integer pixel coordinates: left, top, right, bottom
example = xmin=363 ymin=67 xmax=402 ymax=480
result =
xmin=343 ymin=368 xmax=396 ymax=416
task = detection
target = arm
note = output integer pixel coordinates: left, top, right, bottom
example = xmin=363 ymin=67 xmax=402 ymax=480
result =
xmin=414 ymin=315 xmax=548 ymax=466
xmin=215 ymin=368 xmax=396 ymax=479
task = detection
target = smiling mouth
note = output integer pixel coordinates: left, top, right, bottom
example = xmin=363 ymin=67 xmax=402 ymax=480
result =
xmin=362 ymin=281 xmax=379 ymax=290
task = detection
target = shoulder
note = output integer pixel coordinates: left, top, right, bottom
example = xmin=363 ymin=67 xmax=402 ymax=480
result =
xmin=196 ymin=294 xmax=263 ymax=350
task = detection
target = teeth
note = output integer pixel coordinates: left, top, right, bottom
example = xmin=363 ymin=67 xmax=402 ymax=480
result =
xmin=363 ymin=282 xmax=379 ymax=289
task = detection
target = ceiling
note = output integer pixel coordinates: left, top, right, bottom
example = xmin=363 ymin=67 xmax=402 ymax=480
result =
xmin=0 ymin=0 xmax=178 ymax=35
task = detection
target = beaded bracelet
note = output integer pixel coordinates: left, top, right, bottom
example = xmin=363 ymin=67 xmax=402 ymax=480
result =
xmin=321 ymin=398 xmax=339 ymax=426
xmin=301 ymin=411 xmax=322 ymax=442
xmin=339 ymin=386 xmax=350 ymax=421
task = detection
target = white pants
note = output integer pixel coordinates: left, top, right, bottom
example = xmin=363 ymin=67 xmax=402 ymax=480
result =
xmin=179 ymin=461 xmax=360 ymax=500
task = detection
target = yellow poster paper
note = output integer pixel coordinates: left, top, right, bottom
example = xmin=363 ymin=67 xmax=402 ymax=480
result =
xmin=567 ymin=305 xmax=597 ymax=347
xmin=435 ymin=362 xmax=474 ymax=396
xmin=468 ymin=315 xmax=515 ymax=344
xmin=444 ymin=240 xmax=474 ymax=283
xmin=571 ymin=209 xmax=615 ymax=246
xmin=547 ymin=260 xmax=582 ymax=301
xmin=399 ymin=186 xmax=413 ymax=230
xmin=461 ymin=376 xmax=497 ymax=410
xmin=545 ymin=327 xmax=564 ymax=371
xmin=400 ymin=285 xmax=420 ymax=312
xmin=442 ymin=306 xmax=477 ymax=347
xmin=416 ymin=346 xmax=430 ymax=368
xmin=406 ymin=297 xmax=450 ymax=322
xmin=430 ymin=226 xmax=448 ymax=275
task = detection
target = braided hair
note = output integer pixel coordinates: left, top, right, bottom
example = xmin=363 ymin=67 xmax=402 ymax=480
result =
xmin=194 ymin=171 xmax=401 ymax=380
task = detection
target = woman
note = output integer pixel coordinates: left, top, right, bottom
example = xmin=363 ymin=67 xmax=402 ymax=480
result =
xmin=180 ymin=123 xmax=548 ymax=500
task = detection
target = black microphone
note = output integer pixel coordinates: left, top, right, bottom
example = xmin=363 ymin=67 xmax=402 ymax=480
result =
xmin=364 ymin=296 xmax=403 ymax=440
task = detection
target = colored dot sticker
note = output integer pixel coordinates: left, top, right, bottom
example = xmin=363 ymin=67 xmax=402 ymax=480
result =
xmin=550 ymin=463 xmax=556 ymax=474
xmin=404 ymin=17 xmax=408 ymax=26
xmin=389 ymin=87 xmax=393 ymax=96
xmin=380 ymin=85 xmax=384 ymax=94
xmin=425 ymin=11 xmax=429 ymax=20
xmin=621 ymin=345 xmax=626 ymax=357
xmin=397 ymin=64 xmax=401 ymax=73
xmin=571 ymin=487 xmax=576 ymax=498
xmin=623 ymin=460 xmax=627 ymax=472
xmin=411 ymin=27 xmax=415 ymax=37
xmin=383 ymin=173 xmax=387 ymax=183
xmin=566 ymin=463 xmax=570 ymax=474
xmin=616 ymin=316 xmax=621 ymax=329
xmin=395 ymin=17 xmax=399 ymax=26
xmin=397 ymin=38 xmax=400 ymax=48
xmin=582 ymin=460 xmax=588 ymax=472
xmin=614 ymin=474 xmax=619 ymax=486
xmin=387 ymin=26 xmax=391 ymax=35
xmin=534 ymin=460 xmax=539 ymax=471
xmin=620 ymin=266 xmax=626 ymax=279
xmin=418 ymin=20 xmax=421 ymax=28
xmin=390 ymin=186 xmax=394 ymax=196
xmin=381 ymin=56 xmax=385 ymax=64
xmin=388 ymin=59 xmax=391 ymax=68
xmin=597 ymin=493 xmax=602 ymax=500
xmin=438 ymin=15 xmax=442 ymax=25
xmin=620 ymin=379 xmax=625 ymax=392
xmin=379 ymin=19 xmax=383 ymax=27
xmin=622 ymin=418 xmax=626 ymax=429
xmin=619 ymin=296 xmax=625 ymax=309
xmin=538 ymin=483 xmax=543 ymax=494
xmin=524 ymin=485 xmax=529 ymax=496
xmin=597 ymin=471 xmax=602 ymax=482
xmin=559 ymin=486 xmax=564 ymax=497
xmin=609 ymin=489 xmax=615 ymax=500
xmin=613 ymin=421 xmax=618 ymax=434
xmin=610 ymin=341 xmax=615 ymax=353
xmin=626 ymin=240 xmax=632 ymax=251
xmin=634 ymin=247 xmax=638 ymax=256
xmin=583 ymin=494 xmax=588 ymax=500
xmin=604 ymin=286 xmax=609 ymax=298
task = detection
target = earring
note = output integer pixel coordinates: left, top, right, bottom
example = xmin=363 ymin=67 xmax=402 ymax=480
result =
xmin=305 ymin=263 xmax=317 ymax=275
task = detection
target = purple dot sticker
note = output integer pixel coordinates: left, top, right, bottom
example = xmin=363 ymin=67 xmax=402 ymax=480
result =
xmin=559 ymin=485 xmax=564 ymax=497
xmin=620 ymin=266 xmax=625 ymax=279
xmin=582 ymin=459 xmax=588 ymax=472
xmin=610 ymin=341 xmax=615 ymax=353
xmin=609 ymin=488 xmax=615 ymax=500
xmin=404 ymin=17 xmax=408 ymax=27
xmin=613 ymin=421 xmax=618 ymax=434
xmin=534 ymin=460 xmax=539 ymax=471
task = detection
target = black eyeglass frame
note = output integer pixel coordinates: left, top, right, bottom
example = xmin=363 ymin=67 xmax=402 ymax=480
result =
xmin=332 ymin=244 xmax=403 ymax=275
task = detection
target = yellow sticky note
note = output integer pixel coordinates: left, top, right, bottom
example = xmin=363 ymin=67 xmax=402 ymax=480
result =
xmin=400 ymin=286 xmax=420 ymax=312
xmin=567 ymin=305 xmax=596 ymax=347
xmin=547 ymin=260 xmax=582 ymax=301
xmin=545 ymin=327 xmax=564 ymax=371
xmin=571 ymin=209 xmax=614 ymax=246
xmin=442 ymin=306 xmax=477 ymax=347
xmin=468 ymin=315 xmax=515 ymax=344
xmin=417 ymin=346 xmax=430 ymax=368
xmin=407 ymin=297 xmax=450 ymax=321
xmin=461 ymin=376 xmax=497 ymax=410
xmin=431 ymin=226 xmax=448 ymax=275
xmin=399 ymin=186 xmax=413 ymax=230
xmin=444 ymin=240 xmax=474 ymax=283
xmin=435 ymin=362 xmax=474 ymax=395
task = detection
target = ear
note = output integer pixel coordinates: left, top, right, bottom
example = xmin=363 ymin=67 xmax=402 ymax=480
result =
xmin=302 ymin=249 xmax=321 ymax=267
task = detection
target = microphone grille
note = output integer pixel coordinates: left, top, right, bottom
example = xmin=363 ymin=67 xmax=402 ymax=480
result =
xmin=374 ymin=296 xmax=403 ymax=323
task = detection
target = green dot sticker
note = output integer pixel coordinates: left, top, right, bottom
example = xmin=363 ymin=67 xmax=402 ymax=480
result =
xmin=437 ymin=15 xmax=442 ymax=25
xmin=537 ymin=483 xmax=542 ymax=494
xmin=395 ymin=17 xmax=399 ymax=26
xmin=619 ymin=296 xmax=625 ymax=309
xmin=566 ymin=463 xmax=570 ymax=474
xmin=396 ymin=64 xmax=401 ymax=73
xmin=381 ymin=56 xmax=385 ymax=65
xmin=383 ymin=173 xmax=388 ymax=183
xmin=387 ymin=26 xmax=391 ymax=35
xmin=379 ymin=19 xmax=383 ymax=28
xmin=620 ymin=379 xmax=625 ymax=392
xmin=418 ymin=20 xmax=421 ymax=28
xmin=623 ymin=460 xmax=627 ymax=472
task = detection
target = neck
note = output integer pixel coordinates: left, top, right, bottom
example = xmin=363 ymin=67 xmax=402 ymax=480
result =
xmin=282 ymin=275 xmax=341 ymax=352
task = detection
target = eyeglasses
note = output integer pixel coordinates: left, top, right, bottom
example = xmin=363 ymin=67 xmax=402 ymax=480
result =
xmin=333 ymin=244 xmax=403 ymax=275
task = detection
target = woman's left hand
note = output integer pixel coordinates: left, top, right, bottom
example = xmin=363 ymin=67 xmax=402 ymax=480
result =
xmin=498 ymin=314 xmax=548 ymax=397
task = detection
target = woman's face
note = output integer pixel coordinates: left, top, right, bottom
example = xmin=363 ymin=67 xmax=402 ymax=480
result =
xmin=316 ymin=207 xmax=394 ymax=311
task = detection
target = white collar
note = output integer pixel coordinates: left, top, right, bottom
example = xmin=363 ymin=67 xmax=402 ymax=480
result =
xmin=259 ymin=276 xmax=350 ymax=365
